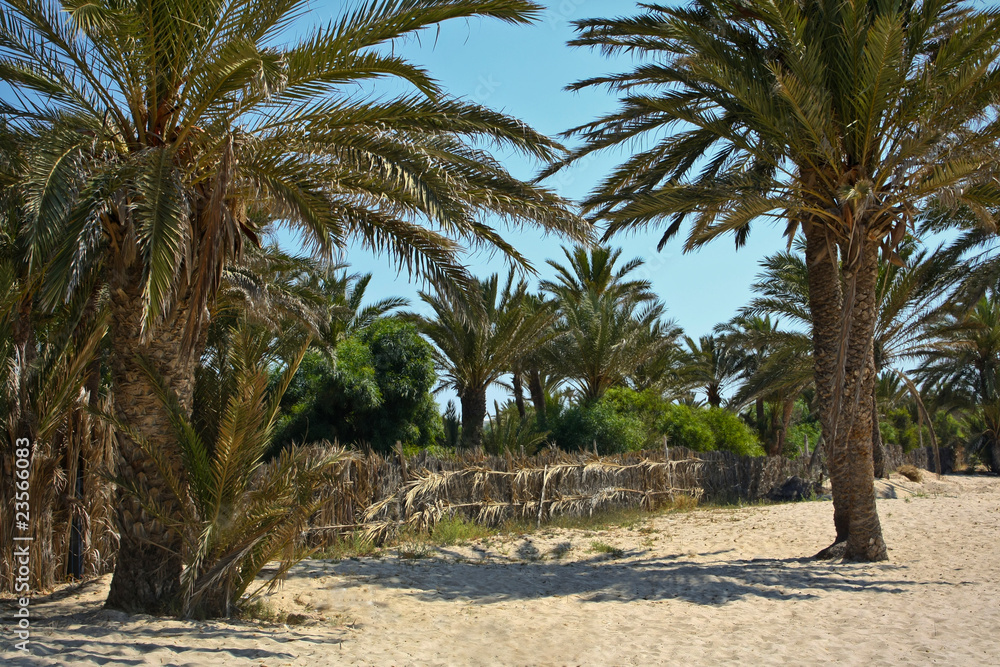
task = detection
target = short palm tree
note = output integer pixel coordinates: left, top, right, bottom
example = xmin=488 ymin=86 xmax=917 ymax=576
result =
xmin=681 ymin=334 xmax=743 ymax=409
xmin=554 ymin=0 xmax=1000 ymax=560
xmin=1 ymin=0 xmax=586 ymax=611
xmin=544 ymin=247 xmax=679 ymax=401
xmin=412 ymin=272 xmax=557 ymax=449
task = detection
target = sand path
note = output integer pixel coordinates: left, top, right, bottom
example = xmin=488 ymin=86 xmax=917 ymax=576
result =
xmin=4 ymin=473 xmax=999 ymax=666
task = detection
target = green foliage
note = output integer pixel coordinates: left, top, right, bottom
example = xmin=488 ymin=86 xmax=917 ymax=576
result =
xmin=548 ymin=387 xmax=764 ymax=457
xmin=881 ymin=406 xmax=932 ymax=453
xmin=660 ymin=404 xmax=764 ymax=457
xmin=787 ymin=420 xmax=822 ymax=458
xmin=115 ymin=323 xmax=350 ymax=618
xmin=701 ymin=408 xmax=765 ymax=457
xmin=274 ymin=318 xmax=441 ymax=453
xmin=548 ymin=398 xmax=647 ymax=455
xmin=933 ymin=411 xmax=969 ymax=450
xmin=482 ymin=404 xmax=549 ymax=455
xmin=659 ymin=404 xmax=715 ymax=452
xmin=439 ymin=400 xmax=461 ymax=449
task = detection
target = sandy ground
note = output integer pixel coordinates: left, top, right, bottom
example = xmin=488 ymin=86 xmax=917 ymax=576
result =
xmin=4 ymin=473 xmax=999 ymax=666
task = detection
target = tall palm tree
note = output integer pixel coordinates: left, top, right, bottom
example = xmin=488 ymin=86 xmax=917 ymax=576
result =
xmin=412 ymin=272 xmax=557 ymax=448
xmin=1 ymin=0 xmax=587 ymax=611
xmin=738 ymin=241 xmax=954 ymax=467
xmin=552 ymin=0 xmax=1000 ymax=561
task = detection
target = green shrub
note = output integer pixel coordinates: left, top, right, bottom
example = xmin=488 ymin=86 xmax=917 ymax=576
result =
xmin=658 ymin=403 xmax=714 ymax=451
xmin=549 ymin=399 xmax=646 ymax=454
xmin=273 ymin=318 xmax=441 ymax=452
xmin=702 ymin=407 xmax=765 ymax=456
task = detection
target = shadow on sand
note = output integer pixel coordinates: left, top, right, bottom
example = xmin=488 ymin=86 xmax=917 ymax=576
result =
xmin=312 ymin=546 xmax=921 ymax=607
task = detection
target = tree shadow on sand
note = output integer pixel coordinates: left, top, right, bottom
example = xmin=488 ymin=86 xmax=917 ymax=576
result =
xmin=310 ymin=548 xmax=930 ymax=607
xmin=2 ymin=591 xmax=337 ymax=667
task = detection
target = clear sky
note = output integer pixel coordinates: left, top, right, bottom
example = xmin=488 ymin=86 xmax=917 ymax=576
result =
xmin=276 ymin=1 xmax=794 ymax=407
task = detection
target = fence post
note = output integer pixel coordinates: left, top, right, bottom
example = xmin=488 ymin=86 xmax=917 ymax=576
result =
xmin=537 ymin=465 xmax=550 ymax=528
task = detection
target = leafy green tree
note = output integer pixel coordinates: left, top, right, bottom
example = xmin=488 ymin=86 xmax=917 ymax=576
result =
xmin=553 ymin=0 xmax=1000 ymax=560
xmin=274 ymin=318 xmax=441 ymax=453
xmin=548 ymin=397 xmax=648 ymax=455
xmin=1 ymin=0 xmax=585 ymax=610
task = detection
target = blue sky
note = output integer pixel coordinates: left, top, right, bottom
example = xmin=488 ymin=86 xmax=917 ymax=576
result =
xmin=280 ymin=0 xmax=791 ymax=339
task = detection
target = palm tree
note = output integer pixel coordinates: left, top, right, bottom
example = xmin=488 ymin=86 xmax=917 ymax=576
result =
xmin=543 ymin=246 xmax=680 ymax=402
xmin=681 ymin=334 xmax=743 ymax=409
xmin=738 ymin=241 xmax=954 ymax=467
xmin=412 ymin=272 xmax=557 ymax=449
xmin=717 ymin=314 xmax=811 ymax=456
xmin=2 ymin=0 xmax=587 ymax=611
xmin=553 ymin=0 xmax=1000 ymax=560
xmin=917 ymin=292 xmax=1000 ymax=472
xmin=541 ymin=245 xmax=656 ymax=305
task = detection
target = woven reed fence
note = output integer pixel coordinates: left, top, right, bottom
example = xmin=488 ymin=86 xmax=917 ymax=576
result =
xmin=302 ymin=441 xmax=950 ymax=547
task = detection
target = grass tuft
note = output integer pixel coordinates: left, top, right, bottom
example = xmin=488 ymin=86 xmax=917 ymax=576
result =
xmin=897 ymin=464 xmax=924 ymax=483
xmin=590 ymin=541 xmax=625 ymax=558
xmin=237 ymin=599 xmax=287 ymax=624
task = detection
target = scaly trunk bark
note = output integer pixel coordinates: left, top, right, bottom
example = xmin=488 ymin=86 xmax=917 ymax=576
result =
xmin=105 ymin=275 xmax=198 ymax=614
xmin=773 ymin=398 xmax=795 ymax=457
xmin=459 ymin=387 xmax=487 ymax=450
xmin=706 ymin=383 xmax=722 ymax=409
xmin=512 ymin=371 xmax=526 ymax=420
xmin=871 ymin=383 xmax=886 ymax=479
xmin=804 ymin=223 xmax=850 ymax=548
xmin=832 ymin=240 xmax=887 ymax=561
xmin=528 ymin=367 xmax=546 ymax=428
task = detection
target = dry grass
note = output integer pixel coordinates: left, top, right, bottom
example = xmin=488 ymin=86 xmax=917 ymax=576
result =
xmin=897 ymin=464 xmax=924 ymax=482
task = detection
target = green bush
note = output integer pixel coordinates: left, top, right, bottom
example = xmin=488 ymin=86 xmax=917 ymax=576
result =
xmin=659 ymin=404 xmax=764 ymax=456
xmin=549 ymin=399 xmax=646 ymax=454
xmin=273 ymin=318 xmax=442 ymax=453
xmin=702 ymin=407 xmax=765 ymax=456
xmin=547 ymin=388 xmax=763 ymax=457
xmin=658 ymin=403 xmax=714 ymax=451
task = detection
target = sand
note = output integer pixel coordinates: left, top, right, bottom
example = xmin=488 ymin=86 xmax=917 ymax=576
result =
xmin=4 ymin=472 xmax=999 ymax=666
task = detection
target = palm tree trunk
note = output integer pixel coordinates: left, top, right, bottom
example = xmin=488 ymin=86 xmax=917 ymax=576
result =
xmin=833 ymin=240 xmax=887 ymax=561
xmin=706 ymin=383 xmax=722 ymax=409
xmin=105 ymin=277 xmax=198 ymax=613
xmin=512 ymin=371 xmax=526 ymax=420
xmin=774 ymin=398 xmax=794 ymax=457
xmin=528 ymin=367 xmax=546 ymax=428
xmin=871 ymin=389 xmax=886 ymax=479
xmin=804 ymin=223 xmax=851 ymax=549
xmin=459 ymin=387 xmax=487 ymax=450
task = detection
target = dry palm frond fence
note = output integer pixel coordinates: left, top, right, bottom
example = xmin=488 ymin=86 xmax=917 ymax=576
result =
xmin=303 ymin=442 xmax=940 ymax=547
